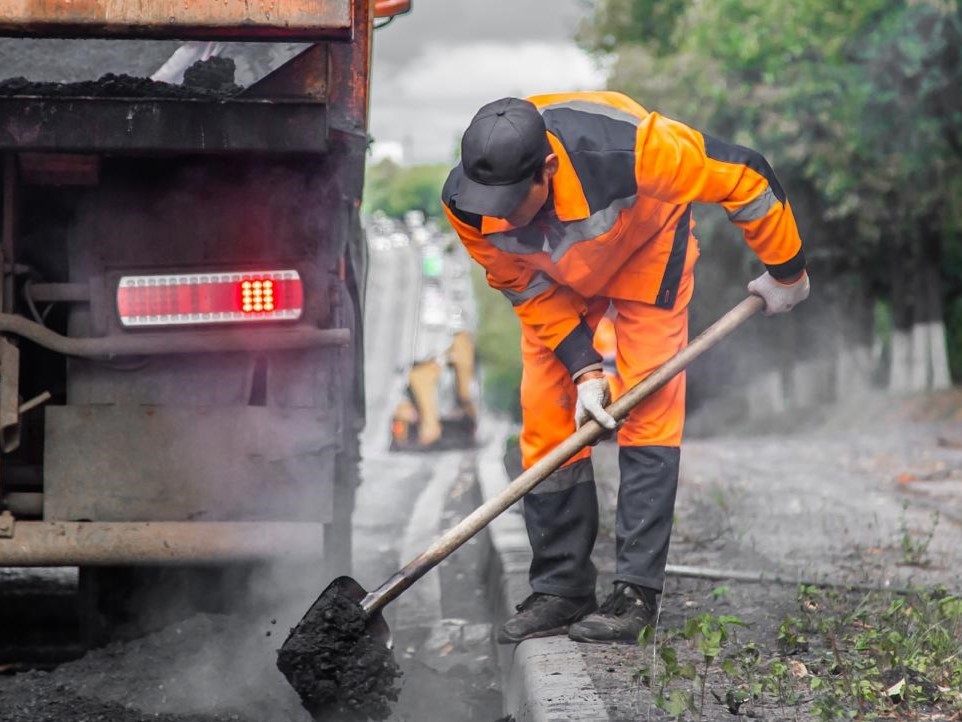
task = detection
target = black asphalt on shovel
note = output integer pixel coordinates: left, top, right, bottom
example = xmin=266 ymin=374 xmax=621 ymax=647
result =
xmin=277 ymin=295 xmax=766 ymax=721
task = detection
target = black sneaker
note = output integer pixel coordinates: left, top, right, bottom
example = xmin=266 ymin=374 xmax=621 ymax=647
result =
xmin=568 ymin=582 xmax=658 ymax=643
xmin=496 ymin=592 xmax=597 ymax=644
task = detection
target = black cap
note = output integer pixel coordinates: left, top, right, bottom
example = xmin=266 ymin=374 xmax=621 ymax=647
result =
xmin=456 ymin=98 xmax=552 ymax=218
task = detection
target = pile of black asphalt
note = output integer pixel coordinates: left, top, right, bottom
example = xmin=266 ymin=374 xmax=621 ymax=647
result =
xmin=0 ymin=678 xmax=237 ymax=722
xmin=277 ymin=591 xmax=401 ymax=722
xmin=0 ymin=57 xmax=241 ymax=98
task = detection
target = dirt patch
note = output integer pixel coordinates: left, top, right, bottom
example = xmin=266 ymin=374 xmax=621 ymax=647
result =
xmin=390 ymin=464 xmax=503 ymax=721
xmin=277 ymin=585 xmax=401 ymax=722
xmin=581 ymin=423 xmax=962 ymax=721
xmin=0 ymin=611 xmax=313 ymax=722
xmin=581 ymin=579 xmax=962 ymax=722
xmin=579 ymin=577 xmax=807 ymax=721
xmin=0 ymin=674 xmax=237 ymax=722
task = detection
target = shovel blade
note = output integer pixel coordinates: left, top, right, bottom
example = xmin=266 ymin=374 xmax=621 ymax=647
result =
xmin=281 ymin=575 xmax=391 ymax=652
xmin=277 ymin=576 xmax=398 ymax=719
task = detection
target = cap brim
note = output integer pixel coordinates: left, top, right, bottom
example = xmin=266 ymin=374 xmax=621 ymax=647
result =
xmin=455 ymin=166 xmax=534 ymax=218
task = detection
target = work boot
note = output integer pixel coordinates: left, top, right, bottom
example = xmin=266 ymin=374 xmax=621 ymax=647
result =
xmin=497 ymin=592 xmax=597 ymax=644
xmin=568 ymin=582 xmax=658 ymax=643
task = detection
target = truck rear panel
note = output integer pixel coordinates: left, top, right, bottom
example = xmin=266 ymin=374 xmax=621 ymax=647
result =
xmin=0 ymin=0 xmax=380 ymax=577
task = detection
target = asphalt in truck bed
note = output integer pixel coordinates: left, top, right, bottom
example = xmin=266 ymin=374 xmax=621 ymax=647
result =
xmin=0 ymin=58 xmax=241 ymax=98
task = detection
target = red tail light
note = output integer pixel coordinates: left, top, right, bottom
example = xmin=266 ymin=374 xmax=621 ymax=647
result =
xmin=117 ymin=270 xmax=304 ymax=328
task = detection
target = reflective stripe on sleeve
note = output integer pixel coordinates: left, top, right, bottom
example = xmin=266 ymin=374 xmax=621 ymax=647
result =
xmin=547 ymin=195 xmax=637 ymax=262
xmin=484 ymin=225 xmax=547 ymax=255
xmin=486 ymin=194 xmax=637 ymax=261
xmin=500 ymin=272 xmax=555 ymax=306
xmin=727 ymin=186 xmax=777 ymax=223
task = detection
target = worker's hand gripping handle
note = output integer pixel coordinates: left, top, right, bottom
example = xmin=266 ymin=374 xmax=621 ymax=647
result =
xmin=362 ymin=295 xmax=766 ymax=615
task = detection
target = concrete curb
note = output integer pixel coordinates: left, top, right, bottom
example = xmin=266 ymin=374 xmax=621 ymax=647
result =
xmin=478 ymin=421 xmax=611 ymax=722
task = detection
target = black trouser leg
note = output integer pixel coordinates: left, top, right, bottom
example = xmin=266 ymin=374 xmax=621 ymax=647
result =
xmin=614 ymin=446 xmax=680 ymax=592
xmin=522 ymin=458 xmax=598 ymax=598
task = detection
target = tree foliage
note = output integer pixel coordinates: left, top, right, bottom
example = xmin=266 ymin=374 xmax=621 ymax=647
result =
xmin=362 ymin=160 xmax=450 ymax=219
xmin=471 ymin=264 xmax=523 ymax=419
xmin=579 ymin=0 xmax=962 ymax=388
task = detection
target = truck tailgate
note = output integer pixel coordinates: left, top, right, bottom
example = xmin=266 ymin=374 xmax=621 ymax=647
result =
xmin=0 ymin=0 xmax=351 ymax=40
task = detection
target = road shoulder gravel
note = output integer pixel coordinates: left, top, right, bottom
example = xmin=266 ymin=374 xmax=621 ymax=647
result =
xmin=479 ymin=410 xmax=962 ymax=722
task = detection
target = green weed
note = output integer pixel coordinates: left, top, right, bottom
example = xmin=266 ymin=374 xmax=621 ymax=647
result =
xmin=634 ymin=588 xmax=962 ymax=721
xmin=637 ymin=613 xmax=746 ymax=719
xmin=710 ymin=584 xmax=731 ymax=601
xmin=898 ymin=501 xmax=940 ymax=567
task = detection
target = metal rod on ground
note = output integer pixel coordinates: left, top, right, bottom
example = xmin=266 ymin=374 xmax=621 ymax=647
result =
xmin=666 ymin=563 xmax=953 ymax=596
xmin=360 ymin=295 xmax=767 ymax=615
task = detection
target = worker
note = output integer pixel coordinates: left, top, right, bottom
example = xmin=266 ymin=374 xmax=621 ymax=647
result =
xmin=441 ymin=92 xmax=809 ymax=643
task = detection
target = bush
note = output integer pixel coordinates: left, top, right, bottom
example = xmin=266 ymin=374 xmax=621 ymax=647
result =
xmin=363 ymin=160 xmax=450 ymax=219
xmin=470 ymin=265 xmax=522 ymax=420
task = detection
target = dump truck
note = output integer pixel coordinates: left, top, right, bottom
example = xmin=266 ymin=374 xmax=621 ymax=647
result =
xmin=0 ymin=0 xmax=409 ymax=636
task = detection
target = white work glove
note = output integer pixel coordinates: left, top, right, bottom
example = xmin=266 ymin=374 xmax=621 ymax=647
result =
xmin=747 ymin=270 xmax=810 ymax=316
xmin=574 ymin=374 xmax=617 ymax=430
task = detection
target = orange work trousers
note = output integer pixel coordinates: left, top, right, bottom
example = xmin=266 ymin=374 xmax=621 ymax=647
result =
xmin=519 ymin=265 xmax=693 ymax=470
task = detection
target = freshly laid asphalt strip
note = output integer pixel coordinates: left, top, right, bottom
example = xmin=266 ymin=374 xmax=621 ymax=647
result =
xmin=276 ymin=591 xmax=401 ymax=722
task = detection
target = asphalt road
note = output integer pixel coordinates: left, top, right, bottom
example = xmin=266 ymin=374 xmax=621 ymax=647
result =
xmin=355 ymin=241 xmax=432 ymax=601
xmin=354 ymin=237 xmax=501 ymax=722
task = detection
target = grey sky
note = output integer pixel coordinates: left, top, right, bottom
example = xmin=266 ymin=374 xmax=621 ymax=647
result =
xmin=369 ymin=0 xmax=605 ymax=165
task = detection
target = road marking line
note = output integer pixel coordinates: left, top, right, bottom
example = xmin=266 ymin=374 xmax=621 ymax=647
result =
xmin=395 ymin=450 xmax=464 ymax=631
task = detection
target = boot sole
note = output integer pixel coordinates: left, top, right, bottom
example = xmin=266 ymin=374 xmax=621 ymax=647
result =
xmin=568 ymin=629 xmax=640 ymax=644
xmin=496 ymin=625 xmax=569 ymax=645
xmin=497 ymin=601 xmax=599 ymax=644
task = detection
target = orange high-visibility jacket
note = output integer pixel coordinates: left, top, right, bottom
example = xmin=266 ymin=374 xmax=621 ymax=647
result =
xmin=442 ymin=91 xmax=804 ymax=377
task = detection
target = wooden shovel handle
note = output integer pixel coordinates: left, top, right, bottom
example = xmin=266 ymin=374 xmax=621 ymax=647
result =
xmin=362 ymin=295 xmax=766 ymax=614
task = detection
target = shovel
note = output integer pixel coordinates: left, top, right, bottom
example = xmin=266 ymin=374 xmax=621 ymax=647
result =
xmin=277 ymin=295 xmax=766 ymax=720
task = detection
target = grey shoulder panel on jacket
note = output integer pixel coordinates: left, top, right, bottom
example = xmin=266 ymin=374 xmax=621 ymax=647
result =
xmin=539 ymin=102 xmax=638 ymax=215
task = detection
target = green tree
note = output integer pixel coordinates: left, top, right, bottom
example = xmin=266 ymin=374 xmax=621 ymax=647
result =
xmin=579 ymin=0 xmax=962 ymax=405
xmin=471 ymin=265 xmax=523 ymax=420
xmin=363 ymin=159 xmax=450 ymax=219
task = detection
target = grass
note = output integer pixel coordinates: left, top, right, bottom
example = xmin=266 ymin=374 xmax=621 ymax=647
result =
xmin=470 ymin=265 xmax=522 ymax=420
xmin=898 ymin=501 xmax=941 ymax=568
xmin=634 ymin=585 xmax=962 ymax=721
